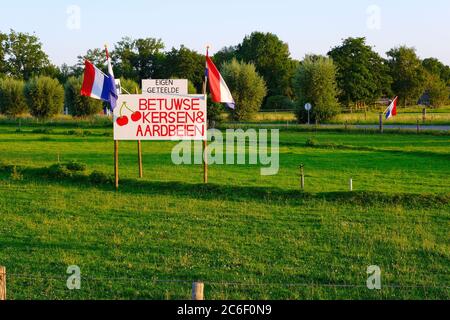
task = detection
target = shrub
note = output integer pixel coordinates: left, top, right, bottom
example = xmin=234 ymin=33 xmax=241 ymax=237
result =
xmin=0 ymin=78 xmax=28 ymax=117
xmin=10 ymin=166 xmax=23 ymax=181
xmin=293 ymin=56 xmax=341 ymax=123
xmin=263 ymin=95 xmax=294 ymax=110
xmin=24 ymin=76 xmax=64 ymax=119
xmin=425 ymin=73 xmax=449 ymax=107
xmin=305 ymin=137 xmax=318 ymax=147
xmin=221 ymin=58 xmax=267 ymax=121
xmin=64 ymin=77 xmax=103 ymax=117
xmin=47 ymin=164 xmax=73 ymax=179
xmin=65 ymin=161 xmax=87 ymax=172
xmin=89 ymin=170 xmax=113 ymax=185
xmin=207 ymin=99 xmax=225 ymax=127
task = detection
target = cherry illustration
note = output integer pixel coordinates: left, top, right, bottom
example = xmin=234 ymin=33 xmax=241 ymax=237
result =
xmin=116 ymin=116 xmax=129 ymax=127
xmin=131 ymin=111 xmax=142 ymax=122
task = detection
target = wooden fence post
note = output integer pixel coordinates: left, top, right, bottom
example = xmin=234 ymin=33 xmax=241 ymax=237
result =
xmin=138 ymin=140 xmax=143 ymax=178
xmin=300 ymin=164 xmax=305 ymax=191
xmin=422 ymin=108 xmax=426 ymax=123
xmin=192 ymin=282 xmax=204 ymax=300
xmin=379 ymin=113 xmax=383 ymax=133
xmin=0 ymin=266 xmax=6 ymax=300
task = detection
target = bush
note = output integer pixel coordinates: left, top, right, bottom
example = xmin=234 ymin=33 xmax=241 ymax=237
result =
xmin=65 ymin=77 xmax=103 ymax=117
xmin=425 ymin=74 xmax=449 ymax=107
xmin=221 ymin=58 xmax=267 ymax=121
xmin=293 ymin=56 xmax=341 ymax=123
xmin=24 ymin=76 xmax=64 ymax=119
xmin=263 ymin=95 xmax=294 ymax=110
xmin=305 ymin=137 xmax=318 ymax=147
xmin=47 ymin=164 xmax=73 ymax=179
xmin=89 ymin=170 xmax=113 ymax=185
xmin=207 ymin=99 xmax=225 ymax=127
xmin=65 ymin=161 xmax=87 ymax=172
xmin=0 ymin=78 xmax=28 ymax=117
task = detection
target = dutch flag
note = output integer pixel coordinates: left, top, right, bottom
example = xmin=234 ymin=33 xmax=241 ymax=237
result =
xmin=385 ymin=96 xmax=398 ymax=120
xmin=81 ymin=57 xmax=118 ymax=110
xmin=205 ymin=53 xmax=235 ymax=109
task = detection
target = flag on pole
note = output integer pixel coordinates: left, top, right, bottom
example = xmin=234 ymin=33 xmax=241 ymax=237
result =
xmin=105 ymin=46 xmax=118 ymax=110
xmin=81 ymin=60 xmax=118 ymax=110
xmin=205 ymin=52 xmax=235 ymax=109
xmin=385 ymin=96 xmax=398 ymax=120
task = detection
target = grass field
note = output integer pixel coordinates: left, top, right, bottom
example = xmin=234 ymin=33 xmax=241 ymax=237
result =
xmin=0 ymin=124 xmax=449 ymax=300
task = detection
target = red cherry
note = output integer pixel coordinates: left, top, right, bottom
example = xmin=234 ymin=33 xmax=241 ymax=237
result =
xmin=116 ymin=116 xmax=129 ymax=126
xmin=131 ymin=111 xmax=142 ymax=122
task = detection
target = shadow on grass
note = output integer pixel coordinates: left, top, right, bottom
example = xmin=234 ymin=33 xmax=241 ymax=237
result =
xmin=282 ymin=141 xmax=450 ymax=162
xmin=1 ymin=164 xmax=449 ymax=209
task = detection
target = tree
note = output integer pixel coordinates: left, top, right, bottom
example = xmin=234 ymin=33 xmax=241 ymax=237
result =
xmin=25 ymin=76 xmax=64 ymax=118
xmin=75 ymin=48 xmax=108 ymax=77
xmin=64 ymin=77 xmax=103 ymax=117
xmin=422 ymin=58 xmax=450 ymax=86
xmin=113 ymin=37 xmax=165 ymax=81
xmin=236 ymin=32 xmax=295 ymax=97
xmin=161 ymin=46 xmax=205 ymax=91
xmin=220 ymin=58 xmax=267 ymax=121
xmin=0 ymin=31 xmax=8 ymax=75
xmin=386 ymin=46 xmax=427 ymax=106
xmin=0 ymin=78 xmax=28 ymax=117
xmin=425 ymin=73 xmax=449 ymax=107
xmin=328 ymin=37 xmax=392 ymax=107
xmin=293 ymin=55 xmax=341 ymax=123
xmin=5 ymin=30 xmax=50 ymax=80
xmin=213 ymin=46 xmax=237 ymax=67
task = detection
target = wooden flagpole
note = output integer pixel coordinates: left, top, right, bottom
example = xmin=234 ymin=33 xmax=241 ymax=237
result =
xmin=202 ymin=46 xmax=210 ymax=184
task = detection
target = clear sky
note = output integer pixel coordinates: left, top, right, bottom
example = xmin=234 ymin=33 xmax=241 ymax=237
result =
xmin=1 ymin=0 xmax=449 ymax=66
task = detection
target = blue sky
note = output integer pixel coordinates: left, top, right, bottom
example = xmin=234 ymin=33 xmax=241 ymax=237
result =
xmin=1 ymin=0 xmax=449 ymax=66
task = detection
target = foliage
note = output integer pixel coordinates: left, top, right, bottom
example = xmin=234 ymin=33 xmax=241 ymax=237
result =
xmin=236 ymin=32 xmax=296 ymax=97
xmin=263 ymin=95 xmax=294 ymax=110
xmin=293 ymin=55 xmax=341 ymax=123
xmin=213 ymin=46 xmax=238 ymax=67
xmin=220 ymin=58 xmax=267 ymax=121
xmin=113 ymin=37 xmax=165 ymax=81
xmin=422 ymin=57 xmax=450 ymax=86
xmin=161 ymin=46 xmax=205 ymax=92
xmin=386 ymin=46 xmax=427 ymax=106
xmin=64 ymin=77 xmax=103 ymax=117
xmin=24 ymin=76 xmax=64 ymax=118
xmin=425 ymin=73 xmax=449 ymax=107
xmin=328 ymin=37 xmax=392 ymax=106
xmin=0 ymin=77 xmax=28 ymax=117
xmin=119 ymin=78 xmax=140 ymax=94
xmin=2 ymin=30 xmax=50 ymax=80
xmin=89 ymin=170 xmax=113 ymax=185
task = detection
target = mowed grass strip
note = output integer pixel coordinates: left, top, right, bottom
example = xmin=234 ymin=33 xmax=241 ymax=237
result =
xmin=0 ymin=126 xmax=449 ymax=299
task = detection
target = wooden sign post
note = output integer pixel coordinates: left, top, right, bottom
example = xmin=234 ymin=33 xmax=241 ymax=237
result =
xmin=114 ymin=140 xmax=119 ymax=190
xmin=136 ymin=88 xmax=143 ymax=179
xmin=0 ymin=266 xmax=6 ymax=300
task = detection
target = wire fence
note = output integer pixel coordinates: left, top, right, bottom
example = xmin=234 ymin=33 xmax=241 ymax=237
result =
xmin=4 ymin=271 xmax=450 ymax=300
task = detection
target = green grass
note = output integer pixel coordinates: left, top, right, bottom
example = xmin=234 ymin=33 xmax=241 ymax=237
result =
xmin=0 ymin=124 xmax=449 ymax=300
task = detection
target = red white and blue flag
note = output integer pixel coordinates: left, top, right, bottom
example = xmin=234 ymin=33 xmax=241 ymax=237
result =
xmin=205 ymin=52 xmax=235 ymax=109
xmin=385 ymin=96 xmax=398 ymax=120
xmin=81 ymin=50 xmax=118 ymax=110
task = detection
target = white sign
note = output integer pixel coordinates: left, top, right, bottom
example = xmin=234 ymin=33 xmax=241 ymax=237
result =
xmin=142 ymin=79 xmax=188 ymax=95
xmin=114 ymin=94 xmax=207 ymax=141
xmin=305 ymin=103 xmax=312 ymax=111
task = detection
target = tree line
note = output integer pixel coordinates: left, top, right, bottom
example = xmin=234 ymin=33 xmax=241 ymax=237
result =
xmin=0 ymin=29 xmax=449 ymax=122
